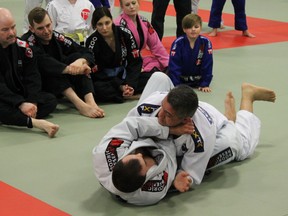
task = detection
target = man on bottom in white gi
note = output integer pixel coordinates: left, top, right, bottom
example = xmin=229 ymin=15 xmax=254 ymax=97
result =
xmin=92 ymin=72 xmax=276 ymax=205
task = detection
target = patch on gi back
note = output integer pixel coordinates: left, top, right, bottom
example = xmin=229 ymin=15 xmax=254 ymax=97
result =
xmin=206 ymin=147 xmax=233 ymax=169
xmin=137 ymin=103 xmax=160 ymax=116
xmin=141 ymin=171 xmax=168 ymax=192
xmin=192 ymin=125 xmax=204 ymax=152
xmin=105 ymin=138 xmax=123 ymax=171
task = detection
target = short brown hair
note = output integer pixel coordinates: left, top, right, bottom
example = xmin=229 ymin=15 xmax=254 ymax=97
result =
xmin=28 ymin=7 xmax=49 ymax=27
xmin=182 ymin=13 xmax=202 ymax=29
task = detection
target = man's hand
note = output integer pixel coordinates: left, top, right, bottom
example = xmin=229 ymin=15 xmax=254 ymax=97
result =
xmin=19 ymin=102 xmax=37 ymax=118
xmin=173 ymin=170 xmax=192 ymax=192
xmin=63 ymin=58 xmax=91 ymax=75
xmin=169 ymin=119 xmax=195 ymax=136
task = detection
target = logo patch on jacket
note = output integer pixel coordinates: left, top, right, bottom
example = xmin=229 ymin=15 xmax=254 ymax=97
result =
xmin=105 ymin=138 xmax=123 ymax=171
xmin=137 ymin=103 xmax=160 ymax=116
xmin=132 ymin=49 xmax=140 ymax=58
xmin=191 ymin=125 xmax=204 ymax=152
xmin=141 ymin=171 xmax=168 ymax=192
xmin=25 ymin=47 xmax=33 ymax=58
xmin=147 ymin=23 xmax=155 ymax=35
xmin=81 ymin=8 xmax=90 ymax=20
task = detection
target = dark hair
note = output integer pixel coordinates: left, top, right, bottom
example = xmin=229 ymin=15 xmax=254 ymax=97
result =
xmin=28 ymin=7 xmax=49 ymax=27
xmin=91 ymin=7 xmax=113 ymax=30
xmin=167 ymin=84 xmax=199 ymax=119
xmin=182 ymin=13 xmax=202 ymax=29
xmin=112 ymin=159 xmax=146 ymax=193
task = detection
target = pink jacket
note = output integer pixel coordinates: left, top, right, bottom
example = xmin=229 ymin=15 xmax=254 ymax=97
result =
xmin=115 ymin=13 xmax=169 ymax=72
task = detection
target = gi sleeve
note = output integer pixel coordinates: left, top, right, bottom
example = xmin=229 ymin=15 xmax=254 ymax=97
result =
xmin=35 ymin=47 xmax=67 ymax=76
xmin=100 ymin=117 xmax=169 ymax=149
xmin=145 ymin=22 xmax=169 ymax=69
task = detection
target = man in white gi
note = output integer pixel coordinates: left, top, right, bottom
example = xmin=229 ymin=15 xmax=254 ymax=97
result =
xmin=93 ymin=72 xmax=276 ymax=205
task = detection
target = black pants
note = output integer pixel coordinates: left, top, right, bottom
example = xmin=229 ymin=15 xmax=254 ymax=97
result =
xmin=42 ymin=53 xmax=95 ymax=98
xmin=151 ymin=0 xmax=191 ymax=40
xmin=93 ymin=72 xmax=153 ymax=103
xmin=42 ymin=73 xmax=95 ymax=99
xmin=0 ymin=92 xmax=57 ymax=128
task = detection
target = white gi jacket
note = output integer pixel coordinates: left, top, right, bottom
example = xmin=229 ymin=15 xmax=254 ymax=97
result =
xmin=92 ymin=117 xmax=177 ymax=205
xmin=127 ymin=90 xmax=261 ymax=184
xmin=46 ymin=0 xmax=94 ymax=35
xmin=127 ymin=91 xmax=228 ymax=185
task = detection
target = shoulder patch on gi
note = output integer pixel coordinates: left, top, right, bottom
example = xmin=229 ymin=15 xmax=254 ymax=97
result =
xmin=191 ymin=125 xmax=204 ymax=152
xmin=147 ymin=22 xmax=155 ymax=35
xmin=16 ymin=39 xmax=33 ymax=58
xmin=137 ymin=103 xmax=160 ymax=116
xmin=53 ymin=31 xmax=73 ymax=46
xmin=26 ymin=34 xmax=36 ymax=46
xmin=105 ymin=138 xmax=123 ymax=171
xmin=16 ymin=39 xmax=28 ymax=48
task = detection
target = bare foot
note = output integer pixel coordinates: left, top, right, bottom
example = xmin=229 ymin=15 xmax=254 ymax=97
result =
xmin=78 ymin=104 xmax=105 ymax=118
xmin=224 ymin=91 xmax=236 ymax=122
xmin=84 ymin=99 xmax=105 ymax=117
xmin=242 ymin=83 xmax=276 ymax=102
xmin=208 ymin=28 xmax=217 ymax=37
xmin=94 ymin=105 xmax=105 ymax=118
xmin=32 ymin=119 xmax=60 ymax=138
xmin=242 ymin=30 xmax=256 ymax=38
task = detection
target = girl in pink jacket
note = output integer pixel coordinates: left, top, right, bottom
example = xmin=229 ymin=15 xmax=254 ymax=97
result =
xmin=114 ymin=0 xmax=169 ymax=73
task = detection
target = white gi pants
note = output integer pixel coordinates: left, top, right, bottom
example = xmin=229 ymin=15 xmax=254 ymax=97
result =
xmin=207 ymin=110 xmax=261 ymax=170
xmin=138 ymin=72 xmax=174 ymax=105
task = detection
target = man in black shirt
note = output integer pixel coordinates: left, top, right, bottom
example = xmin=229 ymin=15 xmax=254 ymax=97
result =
xmin=0 ymin=7 xmax=59 ymax=137
xmin=22 ymin=7 xmax=105 ymax=118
